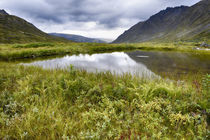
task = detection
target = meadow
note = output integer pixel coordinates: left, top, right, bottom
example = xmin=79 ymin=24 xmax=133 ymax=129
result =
xmin=0 ymin=41 xmax=209 ymax=61
xmin=0 ymin=42 xmax=209 ymax=139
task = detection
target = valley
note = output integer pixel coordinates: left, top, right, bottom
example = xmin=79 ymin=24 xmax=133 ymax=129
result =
xmin=0 ymin=0 xmax=209 ymax=139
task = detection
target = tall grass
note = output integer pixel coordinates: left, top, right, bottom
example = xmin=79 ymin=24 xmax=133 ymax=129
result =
xmin=0 ymin=63 xmax=209 ymax=139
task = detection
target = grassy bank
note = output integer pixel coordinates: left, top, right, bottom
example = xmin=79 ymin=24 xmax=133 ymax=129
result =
xmin=0 ymin=41 xmax=209 ymax=61
xmin=0 ymin=63 xmax=209 ymax=139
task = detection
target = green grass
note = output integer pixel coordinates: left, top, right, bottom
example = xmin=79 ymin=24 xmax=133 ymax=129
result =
xmin=13 ymin=43 xmax=55 ymax=48
xmin=0 ymin=41 xmax=209 ymax=139
xmin=0 ymin=41 xmax=209 ymax=61
xmin=0 ymin=63 xmax=209 ymax=139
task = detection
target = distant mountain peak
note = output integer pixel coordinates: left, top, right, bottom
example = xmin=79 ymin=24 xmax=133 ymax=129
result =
xmin=0 ymin=9 xmax=9 ymax=15
xmin=49 ymin=33 xmax=107 ymax=43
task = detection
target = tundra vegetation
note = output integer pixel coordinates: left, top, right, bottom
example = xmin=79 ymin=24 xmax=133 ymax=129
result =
xmin=0 ymin=42 xmax=209 ymax=139
xmin=0 ymin=41 xmax=209 ymax=61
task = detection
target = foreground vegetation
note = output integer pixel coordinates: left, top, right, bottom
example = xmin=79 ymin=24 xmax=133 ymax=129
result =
xmin=0 ymin=62 xmax=209 ymax=139
xmin=0 ymin=41 xmax=209 ymax=139
xmin=0 ymin=41 xmax=209 ymax=61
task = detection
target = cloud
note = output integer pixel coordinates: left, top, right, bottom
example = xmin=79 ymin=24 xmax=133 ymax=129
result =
xmin=0 ymin=0 xmax=200 ymax=39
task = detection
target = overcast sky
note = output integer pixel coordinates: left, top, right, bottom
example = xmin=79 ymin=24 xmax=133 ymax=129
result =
xmin=0 ymin=0 xmax=200 ymax=40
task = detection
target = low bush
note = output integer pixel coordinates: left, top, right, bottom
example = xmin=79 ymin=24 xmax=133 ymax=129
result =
xmin=0 ymin=63 xmax=209 ymax=139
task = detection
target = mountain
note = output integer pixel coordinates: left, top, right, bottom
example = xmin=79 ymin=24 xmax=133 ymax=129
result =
xmin=0 ymin=10 xmax=9 ymax=15
xmin=113 ymin=0 xmax=210 ymax=43
xmin=49 ymin=33 xmax=106 ymax=43
xmin=0 ymin=10 xmax=68 ymax=43
xmin=98 ymin=38 xmax=114 ymax=43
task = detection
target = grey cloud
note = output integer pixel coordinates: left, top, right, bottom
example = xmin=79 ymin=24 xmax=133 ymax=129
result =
xmin=0 ymin=0 xmax=200 ymax=27
xmin=0 ymin=0 xmax=201 ymax=38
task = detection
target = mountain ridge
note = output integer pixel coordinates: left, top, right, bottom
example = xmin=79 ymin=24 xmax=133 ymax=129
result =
xmin=49 ymin=33 xmax=107 ymax=43
xmin=0 ymin=9 xmax=9 ymax=15
xmin=0 ymin=10 xmax=69 ymax=43
xmin=113 ymin=0 xmax=210 ymax=43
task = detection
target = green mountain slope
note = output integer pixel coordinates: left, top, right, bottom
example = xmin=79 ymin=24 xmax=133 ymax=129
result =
xmin=113 ymin=0 xmax=210 ymax=43
xmin=0 ymin=10 xmax=68 ymax=43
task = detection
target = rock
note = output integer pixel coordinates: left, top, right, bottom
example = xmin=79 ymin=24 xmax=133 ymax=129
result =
xmin=200 ymin=42 xmax=210 ymax=48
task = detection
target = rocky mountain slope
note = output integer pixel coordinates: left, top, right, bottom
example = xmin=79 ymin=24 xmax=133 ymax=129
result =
xmin=113 ymin=0 xmax=210 ymax=43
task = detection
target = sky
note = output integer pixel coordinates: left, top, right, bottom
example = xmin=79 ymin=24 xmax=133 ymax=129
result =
xmin=0 ymin=0 xmax=200 ymax=40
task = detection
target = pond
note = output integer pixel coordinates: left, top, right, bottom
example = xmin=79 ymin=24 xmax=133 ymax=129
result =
xmin=22 ymin=51 xmax=210 ymax=78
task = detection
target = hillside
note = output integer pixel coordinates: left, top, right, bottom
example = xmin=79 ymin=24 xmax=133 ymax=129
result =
xmin=113 ymin=0 xmax=210 ymax=43
xmin=0 ymin=10 xmax=68 ymax=43
xmin=49 ymin=33 xmax=106 ymax=43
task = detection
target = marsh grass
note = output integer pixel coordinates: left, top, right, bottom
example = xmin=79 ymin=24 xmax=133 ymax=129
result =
xmin=0 ymin=41 xmax=209 ymax=139
xmin=13 ymin=43 xmax=55 ymax=48
xmin=0 ymin=41 xmax=209 ymax=61
xmin=0 ymin=63 xmax=209 ymax=139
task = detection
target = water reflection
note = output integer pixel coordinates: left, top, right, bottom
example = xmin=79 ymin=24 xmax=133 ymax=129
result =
xmin=127 ymin=51 xmax=210 ymax=75
xmin=23 ymin=52 xmax=157 ymax=77
xmin=23 ymin=51 xmax=210 ymax=78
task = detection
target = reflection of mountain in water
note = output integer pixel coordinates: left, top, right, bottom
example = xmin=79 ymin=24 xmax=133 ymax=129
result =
xmin=23 ymin=51 xmax=210 ymax=78
xmin=23 ymin=52 xmax=158 ymax=78
xmin=127 ymin=51 xmax=210 ymax=76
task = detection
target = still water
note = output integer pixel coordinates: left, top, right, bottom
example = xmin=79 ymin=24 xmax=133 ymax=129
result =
xmin=23 ymin=51 xmax=210 ymax=77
